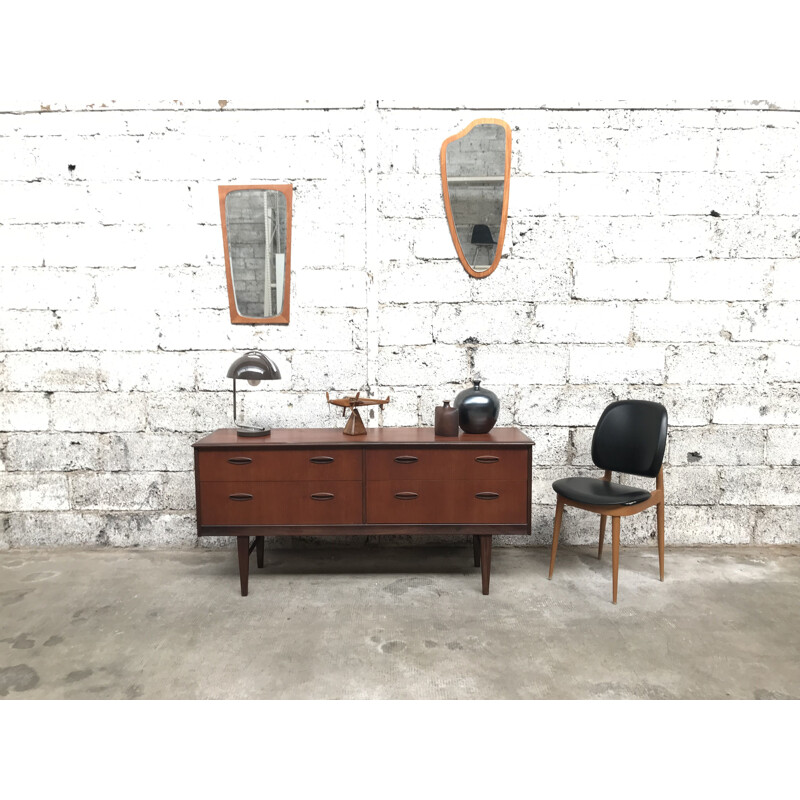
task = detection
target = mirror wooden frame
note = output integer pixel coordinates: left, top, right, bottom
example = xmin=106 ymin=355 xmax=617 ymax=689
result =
xmin=440 ymin=118 xmax=511 ymax=279
xmin=218 ymin=184 xmax=293 ymax=324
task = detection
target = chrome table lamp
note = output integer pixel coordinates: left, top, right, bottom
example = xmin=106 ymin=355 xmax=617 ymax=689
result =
xmin=227 ymin=351 xmax=281 ymax=436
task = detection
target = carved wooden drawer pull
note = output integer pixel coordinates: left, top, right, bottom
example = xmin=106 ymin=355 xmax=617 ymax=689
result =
xmin=227 ymin=457 xmax=253 ymax=465
xmin=394 ymin=456 xmax=419 ymax=464
xmin=475 ymin=456 xmax=500 ymax=464
xmin=229 ymin=493 xmax=254 ymax=501
xmin=475 ymin=492 xmax=500 ymax=500
xmin=309 ymin=456 xmax=335 ymax=464
xmin=395 ymin=492 xmax=419 ymax=500
xmin=311 ymin=492 xmax=335 ymax=501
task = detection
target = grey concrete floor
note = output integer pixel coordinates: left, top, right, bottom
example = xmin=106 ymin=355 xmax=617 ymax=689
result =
xmin=1 ymin=544 xmax=799 ymax=699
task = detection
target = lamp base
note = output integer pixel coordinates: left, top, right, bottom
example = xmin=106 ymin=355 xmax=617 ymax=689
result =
xmin=236 ymin=427 xmax=271 ymax=437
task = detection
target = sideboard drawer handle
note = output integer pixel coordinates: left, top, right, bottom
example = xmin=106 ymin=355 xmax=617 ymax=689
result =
xmin=475 ymin=456 xmax=500 ymax=464
xmin=229 ymin=493 xmax=254 ymax=501
xmin=395 ymin=492 xmax=419 ymax=500
xmin=394 ymin=456 xmax=419 ymax=464
xmin=309 ymin=456 xmax=335 ymax=464
xmin=311 ymin=492 xmax=335 ymax=501
xmin=475 ymin=492 xmax=500 ymax=500
xmin=227 ymin=457 xmax=253 ymax=465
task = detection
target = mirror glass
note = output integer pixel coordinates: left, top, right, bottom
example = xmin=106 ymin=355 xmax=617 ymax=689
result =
xmin=219 ymin=185 xmax=292 ymax=324
xmin=441 ymin=119 xmax=511 ymax=278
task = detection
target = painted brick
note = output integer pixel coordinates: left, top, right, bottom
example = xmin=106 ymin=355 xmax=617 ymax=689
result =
xmin=3 ymin=352 xmax=103 ymax=391
xmin=4 ymin=432 xmax=102 ymax=471
xmin=573 ymin=261 xmax=670 ymax=300
xmin=670 ymin=259 xmax=772 ymax=301
xmin=664 ymin=506 xmax=754 ymax=545
xmin=715 ymin=386 xmax=800 ymax=425
xmin=720 ymin=466 xmax=800 ymax=506
xmin=469 ymin=259 xmax=572 ymax=304
xmin=570 ymin=344 xmax=665 ymax=384
xmin=474 ymin=344 xmax=569 ymax=385
xmin=516 ymin=385 xmax=617 ymax=427
xmin=668 ymin=426 xmax=765 ymax=466
xmin=0 ymin=473 xmax=70 ymax=510
xmin=375 ymin=261 xmax=470 ymax=305
xmin=558 ymin=173 xmax=660 ymax=216
xmin=666 ymin=343 xmax=770 ymax=384
xmin=634 ymin=302 xmax=758 ymax=343
xmin=770 ymin=262 xmax=800 ymax=300
xmin=532 ymin=302 xmax=631 ymax=343
xmin=0 ymin=265 xmax=95 ymax=309
xmin=753 ymin=507 xmax=800 ymax=545
xmin=659 ymin=173 xmax=761 ymax=216
xmin=433 ymin=303 xmax=534 ymax=345
xmin=50 ymin=392 xmax=147 ymax=432
xmin=290 ymin=350 xmax=368 ymax=391
xmin=765 ymin=428 xmax=800 ymax=466
xmin=379 ymin=305 xmax=434 ymax=346
xmin=377 ymin=345 xmax=469 ymax=387
xmin=100 ymin=433 xmax=197 ymax=472
xmin=0 ymin=393 xmax=50 ymax=431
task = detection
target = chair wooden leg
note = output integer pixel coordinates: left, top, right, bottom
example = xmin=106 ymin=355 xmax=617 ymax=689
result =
xmin=598 ymin=515 xmax=607 ymax=559
xmin=657 ymin=500 xmax=665 ymax=581
xmin=548 ymin=497 xmax=564 ymax=579
xmin=611 ymin=516 xmax=620 ymax=604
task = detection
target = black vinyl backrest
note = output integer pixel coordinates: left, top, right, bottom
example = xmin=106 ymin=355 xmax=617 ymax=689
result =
xmin=591 ymin=400 xmax=668 ymax=478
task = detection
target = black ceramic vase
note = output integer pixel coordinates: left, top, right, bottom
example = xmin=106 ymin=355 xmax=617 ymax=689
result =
xmin=453 ymin=379 xmax=500 ymax=434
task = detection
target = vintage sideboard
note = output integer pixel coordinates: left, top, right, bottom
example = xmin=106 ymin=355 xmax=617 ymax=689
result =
xmin=193 ymin=427 xmax=533 ymax=595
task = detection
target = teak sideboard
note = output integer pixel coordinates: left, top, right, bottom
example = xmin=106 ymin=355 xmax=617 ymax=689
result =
xmin=193 ymin=427 xmax=533 ymax=596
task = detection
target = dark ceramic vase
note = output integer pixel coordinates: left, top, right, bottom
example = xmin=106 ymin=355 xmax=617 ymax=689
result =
xmin=453 ymin=379 xmax=500 ymax=434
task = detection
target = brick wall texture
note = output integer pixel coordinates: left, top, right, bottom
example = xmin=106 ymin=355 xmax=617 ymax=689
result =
xmin=1 ymin=103 xmax=799 ymax=548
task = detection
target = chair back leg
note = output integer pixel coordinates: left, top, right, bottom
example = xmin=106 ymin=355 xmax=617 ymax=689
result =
xmin=548 ymin=496 xmax=565 ymax=579
xmin=598 ymin=515 xmax=607 ymax=559
xmin=611 ymin=516 xmax=621 ymax=604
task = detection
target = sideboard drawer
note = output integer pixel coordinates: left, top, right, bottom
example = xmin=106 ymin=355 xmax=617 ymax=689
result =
xmin=366 ymin=447 xmax=527 ymax=481
xmin=196 ymin=449 xmax=362 ymax=483
xmin=366 ymin=480 xmax=528 ymax=525
xmin=199 ymin=481 xmax=363 ymax=526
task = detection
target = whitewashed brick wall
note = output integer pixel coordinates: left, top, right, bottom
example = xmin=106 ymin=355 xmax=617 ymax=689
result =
xmin=1 ymin=102 xmax=799 ymax=549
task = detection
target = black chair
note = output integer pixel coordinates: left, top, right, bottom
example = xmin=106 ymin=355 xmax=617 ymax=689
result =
xmin=470 ymin=224 xmax=495 ymax=264
xmin=548 ymin=400 xmax=668 ymax=604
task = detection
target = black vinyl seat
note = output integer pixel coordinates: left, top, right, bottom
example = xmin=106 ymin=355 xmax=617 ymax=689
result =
xmin=548 ymin=399 xmax=669 ymax=604
xmin=470 ymin=223 xmax=496 ymax=264
xmin=551 ymin=477 xmax=651 ymax=506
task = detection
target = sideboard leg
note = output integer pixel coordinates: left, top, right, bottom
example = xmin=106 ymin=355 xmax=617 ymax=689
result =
xmin=237 ymin=536 xmax=250 ymax=596
xmin=256 ymin=536 xmax=265 ymax=568
xmin=479 ymin=535 xmax=492 ymax=595
xmin=472 ymin=535 xmax=481 ymax=567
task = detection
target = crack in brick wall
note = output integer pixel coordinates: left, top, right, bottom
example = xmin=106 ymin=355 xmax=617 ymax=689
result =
xmin=1 ymin=105 xmax=799 ymax=548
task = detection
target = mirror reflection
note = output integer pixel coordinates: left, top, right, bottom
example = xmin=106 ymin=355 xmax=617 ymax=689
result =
xmin=219 ymin=185 xmax=292 ymax=324
xmin=441 ymin=120 xmax=511 ymax=278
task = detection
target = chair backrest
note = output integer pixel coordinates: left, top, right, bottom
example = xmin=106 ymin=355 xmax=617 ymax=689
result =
xmin=591 ymin=400 xmax=668 ymax=478
xmin=471 ymin=224 xmax=495 ymax=245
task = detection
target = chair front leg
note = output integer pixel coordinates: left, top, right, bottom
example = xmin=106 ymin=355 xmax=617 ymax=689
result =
xmin=612 ymin=516 xmax=620 ymax=604
xmin=656 ymin=467 xmax=665 ymax=581
xmin=548 ymin=496 xmax=565 ymax=579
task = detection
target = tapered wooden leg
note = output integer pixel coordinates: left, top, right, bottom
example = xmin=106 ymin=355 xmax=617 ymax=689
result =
xmin=611 ymin=517 xmax=620 ymax=604
xmin=237 ymin=536 xmax=250 ymax=597
xmin=479 ymin=535 xmax=492 ymax=595
xmin=548 ymin=497 xmax=565 ymax=579
xmin=657 ymin=501 xmax=665 ymax=581
xmin=472 ymin=535 xmax=481 ymax=567
xmin=256 ymin=535 xmax=265 ymax=569
xmin=598 ymin=515 xmax=607 ymax=559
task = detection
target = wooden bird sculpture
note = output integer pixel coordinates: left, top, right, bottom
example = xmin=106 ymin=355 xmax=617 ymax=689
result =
xmin=326 ymin=391 xmax=391 ymax=435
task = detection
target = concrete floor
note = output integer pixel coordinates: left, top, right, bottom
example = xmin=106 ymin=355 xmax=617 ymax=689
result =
xmin=1 ymin=544 xmax=799 ymax=699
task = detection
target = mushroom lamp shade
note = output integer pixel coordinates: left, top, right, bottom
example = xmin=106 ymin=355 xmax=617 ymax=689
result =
xmin=226 ymin=351 xmax=281 ymax=437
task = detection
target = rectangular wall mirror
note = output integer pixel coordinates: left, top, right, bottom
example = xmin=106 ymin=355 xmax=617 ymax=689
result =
xmin=219 ymin=184 xmax=292 ymax=324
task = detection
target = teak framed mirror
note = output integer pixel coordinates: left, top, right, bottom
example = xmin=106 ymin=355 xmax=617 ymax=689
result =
xmin=219 ymin=184 xmax=292 ymax=324
xmin=441 ymin=118 xmax=511 ymax=279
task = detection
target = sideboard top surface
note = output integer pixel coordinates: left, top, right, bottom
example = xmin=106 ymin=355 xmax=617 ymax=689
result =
xmin=193 ymin=427 xmax=533 ymax=449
